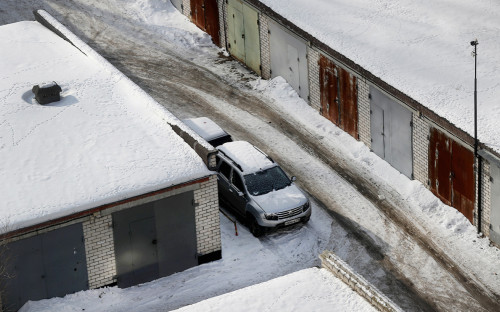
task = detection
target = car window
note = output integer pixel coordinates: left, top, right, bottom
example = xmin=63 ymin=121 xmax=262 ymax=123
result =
xmin=244 ymin=166 xmax=291 ymax=196
xmin=219 ymin=161 xmax=231 ymax=180
xmin=232 ymin=172 xmax=244 ymax=192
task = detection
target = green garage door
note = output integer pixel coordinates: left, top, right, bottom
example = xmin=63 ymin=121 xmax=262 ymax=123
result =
xmin=227 ymin=0 xmax=261 ymax=75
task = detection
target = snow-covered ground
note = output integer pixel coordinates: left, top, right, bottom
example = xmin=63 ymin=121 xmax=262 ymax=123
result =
xmin=4 ymin=0 xmax=500 ymax=311
xmin=260 ymin=0 xmax=500 ymax=153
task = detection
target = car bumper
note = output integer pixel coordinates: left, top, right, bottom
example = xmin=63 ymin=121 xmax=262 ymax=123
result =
xmin=257 ymin=207 xmax=311 ymax=228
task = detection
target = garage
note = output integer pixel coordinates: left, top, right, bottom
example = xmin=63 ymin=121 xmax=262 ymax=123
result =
xmin=487 ymin=162 xmax=500 ymax=245
xmin=191 ymin=0 xmax=220 ymax=46
xmin=319 ymin=54 xmax=358 ymax=139
xmin=1 ymin=224 xmax=88 ymax=311
xmin=113 ymin=192 xmax=198 ymax=288
xmin=370 ymin=86 xmax=413 ymax=178
xmin=429 ymin=127 xmax=475 ymax=222
xmin=268 ymin=20 xmax=309 ymax=100
xmin=226 ymin=0 xmax=261 ymax=75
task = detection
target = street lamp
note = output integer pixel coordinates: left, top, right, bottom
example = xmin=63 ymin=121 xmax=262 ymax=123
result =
xmin=471 ymin=39 xmax=482 ymax=234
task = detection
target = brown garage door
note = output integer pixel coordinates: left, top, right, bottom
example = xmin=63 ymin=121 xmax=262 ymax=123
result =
xmin=190 ymin=0 xmax=220 ymax=47
xmin=319 ymin=55 xmax=358 ymax=139
xmin=429 ymin=128 xmax=474 ymax=222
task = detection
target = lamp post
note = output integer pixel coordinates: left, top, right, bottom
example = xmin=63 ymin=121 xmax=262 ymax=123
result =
xmin=471 ymin=39 xmax=482 ymax=234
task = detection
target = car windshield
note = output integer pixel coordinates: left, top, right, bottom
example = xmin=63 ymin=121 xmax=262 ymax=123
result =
xmin=244 ymin=166 xmax=291 ymax=196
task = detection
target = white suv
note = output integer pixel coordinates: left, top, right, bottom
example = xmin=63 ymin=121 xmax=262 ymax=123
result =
xmin=216 ymin=141 xmax=311 ymax=237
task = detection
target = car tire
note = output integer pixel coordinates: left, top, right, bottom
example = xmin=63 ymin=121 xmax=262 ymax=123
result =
xmin=303 ymin=215 xmax=310 ymax=224
xmin=249 ymin=216 xmax=264 ymax=237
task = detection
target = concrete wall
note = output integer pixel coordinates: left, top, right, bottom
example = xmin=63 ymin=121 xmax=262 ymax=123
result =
xmin=259 ymin=14 xmax=271 ymax=79
xmin=307 ymin=48 xmax=321 ymax=112
xmin=412 ymin=115 xmax=430 ymax=185
xmin=476 ymin=160 xmax=491 ymax=236
xmin=194 ymin=175 xmax=222 ymax=256
xmin=357 ymin=78 xmax=371 ymax=148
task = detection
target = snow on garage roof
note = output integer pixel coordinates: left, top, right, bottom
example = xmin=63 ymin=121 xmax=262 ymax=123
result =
xmin=0 ymin=19 xmax=211 ymax=233
xmin=260 ymin=0 xmax=500 ymax=152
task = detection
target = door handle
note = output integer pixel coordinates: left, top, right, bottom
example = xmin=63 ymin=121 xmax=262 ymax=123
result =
xmin=242 ymin=34 xmax=245 ymax=39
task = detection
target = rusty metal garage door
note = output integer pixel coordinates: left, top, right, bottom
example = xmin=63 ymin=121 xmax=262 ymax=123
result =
xmin=191 ymin=0 xmax=220 ymax=46
xmin=429 ymin=128 xmax=475 ymax=222
xmin=227 ymin=0 xmax=261 ymax=75
xmin=319 ymin=55 xmax=358 ymax=139
xmin=268 ymin=20 xmax=309 ymax=100
xmin=113 ymin=192 xmax=197 ymax=288
xmin=1 ymin=223 xmax=88 ymax=312
xmin=489 ymin=163 xmax=500 ymax=244
xmin=370 ymin=86 xmax=413 ymax=178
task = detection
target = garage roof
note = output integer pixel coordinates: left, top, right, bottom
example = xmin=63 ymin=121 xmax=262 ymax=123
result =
xmin=0 ymin=20 xmax=211 ymax=233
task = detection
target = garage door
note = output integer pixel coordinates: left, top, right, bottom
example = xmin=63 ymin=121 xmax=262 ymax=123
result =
xmin=489 ymin=163 xmax=500 ymax=245
xmin=227 ymin=0 xmax=261 ymax=75
xmin=269 ymin=20 xmax=309 ymax=100
xmin=191 ymin=0 xmax=220 ymax=46
xmin=370 ymin=86 xmax=413 ymax=178
xmin=1 ymin=223 xmax=88 ymax=312
xmin=429 ymin=127 xmax=475 ymax=222
xmin=113 ymin=191 xmax=197 ymax=288
xmin=319 ymin=54 xmax=358 ymax=139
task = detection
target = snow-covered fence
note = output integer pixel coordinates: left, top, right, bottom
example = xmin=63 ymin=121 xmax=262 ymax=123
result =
xmin=319 ymin=251 xmax=403 ymax=312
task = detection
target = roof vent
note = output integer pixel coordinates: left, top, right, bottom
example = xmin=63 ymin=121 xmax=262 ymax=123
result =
xmin=32 ymin=82 xmax=62 ymax=105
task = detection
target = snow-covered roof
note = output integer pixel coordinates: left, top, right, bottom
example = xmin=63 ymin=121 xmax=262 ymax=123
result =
xmin=0 ymin=20 xmax=211 ymax=232
xmin=217 ymin=141 xmax=274 ymax=173
xmin=261 ymin=0 xmax=500 ymax=152
xmin=183 ymin=117 xmax=228 ymax=141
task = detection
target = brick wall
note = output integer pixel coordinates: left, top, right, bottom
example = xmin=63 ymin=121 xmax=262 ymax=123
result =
xmin=259 ymin=14 xmax=271 ymax=79
xmin=83 ymin=213 xmax=116 ymax=289
xmin=475 ymin=160 xmax=491 ymax=236
xmin=194 ymin=175 xmax=221 ymax=255
xmin=357 ymin=78 xmax=371 ymax=148
xmin=182 ymin=0 xmax=191 ymax=18
xmin=218 ymin=0 xmax=227 ymax=50
xmin=412 ymin=114 xmax=430 ymax=186
xmin=308 ymin=48 xmax=321 ymax=112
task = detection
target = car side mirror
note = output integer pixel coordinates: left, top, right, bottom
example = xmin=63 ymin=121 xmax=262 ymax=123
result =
xmin=291 ymin=176 xmax=297 ymax=182
xmin=237 ymin=191 xmax=244 ymax=197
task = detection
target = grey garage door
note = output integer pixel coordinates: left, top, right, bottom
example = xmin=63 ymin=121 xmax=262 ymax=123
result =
xmin=370 ymin=86 xmax=413 ymax=178
xmin=113 ymin=191 xmax=197 ymax=288
xmin=489 ymin=164 xmax=500 ymax=245
xmin=1 ymin=223 xmax=88 ymax=312
xmin=268 ymin=20 xmax=309 ymax=101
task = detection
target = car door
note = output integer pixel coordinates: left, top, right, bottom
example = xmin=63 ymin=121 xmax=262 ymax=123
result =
xmin=216 ymin=159 xmax=233 ymax=206
xmin=228 ymin=170 xmax=248 ymax=216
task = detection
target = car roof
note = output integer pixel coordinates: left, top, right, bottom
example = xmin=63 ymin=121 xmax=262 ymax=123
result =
xmin=217 ymin=141 xmax=275 ymax=173
xmin=183 ymin=117 xmax=228 ymax=141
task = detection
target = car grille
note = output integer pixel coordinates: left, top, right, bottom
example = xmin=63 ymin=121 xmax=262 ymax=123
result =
xmin=276 ymin=206 xmax=303 ymax=220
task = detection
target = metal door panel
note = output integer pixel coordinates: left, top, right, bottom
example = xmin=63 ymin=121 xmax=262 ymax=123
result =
xmin=450 ymin=141 xmax=474 ymax=222
xmin=155 ymin=192 xmax=197 ymax=276
xmin=204 ymin=0 xmax=221 ymax=46
xmin=286 ymin=44 xmax=300 ymax=93
xmin=429 ymin=128 xmax=452 ymax=205
xmin=171 ymin=0 xmax=182 ymax=11
xmin=242 ymin=3 xmax=261 ymax=75
xmin=1 ymin=235 xmax=46 ymax=312
xmin=190 ymin=0 xmax=205 ymax=30
xmin=227 ymin=1 xmax=245 ymax=62
xmin=42 ymin=223 xmax=88 ymax=298
xmin=269 ymin=20 xmax=309 ymax=100
xmin=370 ymin=103 xmax=385 ymax=158
xmin=489 ymin=164 xmax=500 ymax=244
xmin=113 ymin=203 xmax=157 ymax=288
xmin=387 ymin=99 xmax=412 ymax=178
xmin=340 ymin=70 xmax=358 ymax=138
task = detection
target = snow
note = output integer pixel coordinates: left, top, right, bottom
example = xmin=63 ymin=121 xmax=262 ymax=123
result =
xmin=173 ymin=268 xmax=376 ymax=312
xmin=183 ymin=117 xmax=227 ymax=141
xmin=260 ymin=0 xmax=500 ymax=153
xmin=218 ymin=141 xmax=274 ymax=173
xmin=0 ymin=20 xmax=211 ymax=233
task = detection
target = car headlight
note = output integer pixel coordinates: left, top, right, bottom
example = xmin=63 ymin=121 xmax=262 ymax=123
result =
xmin=265 ymin=213 xmax=279 ymax=220
xmin=302 ymin=201 xmax=310 ymax=212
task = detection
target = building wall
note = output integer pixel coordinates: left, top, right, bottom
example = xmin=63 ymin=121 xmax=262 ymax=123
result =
xmin=182 ymin=0 xmax=191 ymax=18
xmin=476 ymin=160 xmax=491 ymax=236
xmin=194 ymin=175 xmax=221 ymax=255
xmin=357 ymin=78 xmax=371 ymax=147
xmin=83 ymin=214 xmax=116 ymax=289
xmin=307 ymin=48 xmax=320 ymax=112
xmin=412 ymin=114 xmax=430 ymax=185
xmin=218 ymin=0 xmax=226 ymax=50
xmin=259 ymin=14 xmax=271 ymax=79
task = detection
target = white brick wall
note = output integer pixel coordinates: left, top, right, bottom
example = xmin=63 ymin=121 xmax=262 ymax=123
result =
xmin=357 ymin=78 xmax=371 ymax=148
xmin=218 ymin=0 xmax=226 ymax=49
xmin=412 ymin=114 xmax=430 ymax=186
xmin=83 ymin=213 xmax=116 ymax=289
xmin=308 ymin=48 xmax=321 ymax=112
xmin=259 ymin=14 xmax=271 ymax=79
xmin=195 ymin=175 xmax=222 ymax=255
xmin=182 ymin=0 xmax=191 ymax=18
xmin=475 ymin=160 xmax=491 ymax=236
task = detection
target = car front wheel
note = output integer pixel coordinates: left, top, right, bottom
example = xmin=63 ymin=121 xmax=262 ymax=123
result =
xmin=249 ymin=216 xmax=264 ymax=237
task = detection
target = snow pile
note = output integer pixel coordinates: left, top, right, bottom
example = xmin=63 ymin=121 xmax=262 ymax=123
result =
xmin=0 ymin=20 xmax=210 ymax=232
xmin=260 ymin=0 xmax=500 ymax=152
